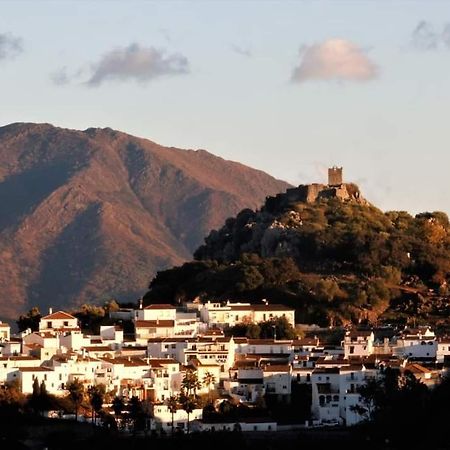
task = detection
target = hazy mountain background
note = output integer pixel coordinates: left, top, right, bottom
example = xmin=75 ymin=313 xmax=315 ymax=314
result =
xmin=0 ymin=123 xmax=290 ymax=319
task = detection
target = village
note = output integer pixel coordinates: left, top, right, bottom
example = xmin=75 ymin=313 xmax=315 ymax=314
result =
xmin=1 ymin=299 xmax=450 ymax=434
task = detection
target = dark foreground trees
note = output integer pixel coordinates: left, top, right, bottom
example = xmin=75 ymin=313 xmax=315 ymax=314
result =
xmin=355 ymin=368 xmax=450 ymax=447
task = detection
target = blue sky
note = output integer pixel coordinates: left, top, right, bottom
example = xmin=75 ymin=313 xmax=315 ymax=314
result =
xmin=1 ymin=1 xmax=450 ymax=214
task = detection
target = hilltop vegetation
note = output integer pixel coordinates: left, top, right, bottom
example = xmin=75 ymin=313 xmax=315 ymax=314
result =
xmin=145 ymin=192 xmax=450 ymax=326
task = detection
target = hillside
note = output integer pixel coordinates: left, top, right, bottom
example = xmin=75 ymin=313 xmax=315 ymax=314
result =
xmin=145 ymin=182 xmax=450 ymax=326
xmin=0 ymin=123 xmax=290 ymax=319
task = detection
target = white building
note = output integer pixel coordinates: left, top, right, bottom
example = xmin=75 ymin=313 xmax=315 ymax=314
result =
xmin=393 ymin=327 xmax=437 ymax=360
xmin=0 ymin=322 xmax=11 ymax=342
xmin=343 ymin=330 xmax=374 ymax=359
xmin=437 ymin=338 xmax=450 ymax=364
xmin=152 ymin=403 xmax=203 ymax=433
xmin=39 ymin=310 xmax=79 ymax=332
xmin=200 ymin=301 xmax=295 ymax=328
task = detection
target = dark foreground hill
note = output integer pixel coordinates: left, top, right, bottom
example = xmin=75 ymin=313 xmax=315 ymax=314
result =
xmin=0 ymin=123 xmax=290 ymax=318
xmin=145 ymin=182 xmax=450 ymax=327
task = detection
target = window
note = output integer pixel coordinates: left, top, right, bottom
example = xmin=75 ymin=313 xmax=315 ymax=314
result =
xmin=349 ymin=346 xmax=354 ymax=354
xmin=47 ymin=321 xmax=52 ymax=328
xmin=63 ymin=321 xmax=69 ymax=327
xmin=306 ymin=374 xmax=311 ymax=382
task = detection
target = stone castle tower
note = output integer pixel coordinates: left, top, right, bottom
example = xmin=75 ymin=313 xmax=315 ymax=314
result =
xmin=328 ymin=166 xmax=343 ymax=186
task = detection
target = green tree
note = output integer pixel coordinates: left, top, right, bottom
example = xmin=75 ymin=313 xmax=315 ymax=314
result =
xmin=259 ymin=316 xmax=297 ymax=340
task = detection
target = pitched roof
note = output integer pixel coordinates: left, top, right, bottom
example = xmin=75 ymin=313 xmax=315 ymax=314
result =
xmin=41 ymin=311 xmax=77 ymax=320
xmin=229 ymin=304 xmax=293 ymax=312
xmin=135 ymin=320 xmax=175 ymax=328
xmin=144 ymin=304 xmax=176 ymax=310
xmin=262 ymin=364 xmax=291 ymax=372
xmin=19 ymin=367 xmax=53 ymax=372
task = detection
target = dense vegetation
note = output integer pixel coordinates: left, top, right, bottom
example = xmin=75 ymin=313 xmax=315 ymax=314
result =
xmin=145 ymin=194 xmax=450 ymax=326
xmin=355 ymin=370 xmax=450 ymax=447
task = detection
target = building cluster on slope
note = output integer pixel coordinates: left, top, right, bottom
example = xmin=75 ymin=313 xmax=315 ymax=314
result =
xmin=0 ymin=302 xmax=450 ymax=432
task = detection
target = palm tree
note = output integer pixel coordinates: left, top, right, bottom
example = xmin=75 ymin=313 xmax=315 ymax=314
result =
xmin=181 ymin=370 xmax=201 ymax=395
xmin=66 ymin=379 xmax=84 ymax=422
xmin=112 ymin=396 xmax=125 ymax=428
xmin=88 ymin=384 xmax=105 ymax=425
xmin=202 ymin=371 xmax=216 ymax=401
xmin=166 ymin=395 xmax=178 ymax=436
xmin=179 ymin=389 xmax=197 ymax=434
xmin=128 ymin=396 xmax=143 ymax=435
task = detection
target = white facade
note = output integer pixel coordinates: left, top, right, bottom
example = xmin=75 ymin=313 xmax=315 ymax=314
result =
xmin=39 ymin=310 xmax=78 ymax=331
xmin=437 ymin=339 xmax=450 ymax=364
xmin=0 ymin=322 xmax=11 ymax=342
xmin=343 ymin=330 xmax=374 ymax=358
xmin=152 ymin=404 xmax=203 ymax=432
xmin=200 ymin=301 xmax=295 ymax=328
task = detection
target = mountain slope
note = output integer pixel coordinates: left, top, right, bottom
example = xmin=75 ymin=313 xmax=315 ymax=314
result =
xmin=0 ymin=123 xmax=290 ymax=319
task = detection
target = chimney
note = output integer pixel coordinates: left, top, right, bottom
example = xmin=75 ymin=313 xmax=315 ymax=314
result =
xmin=139 ymin=298 xmax=143 ymax=310
xmin=49 ymin=307 xmax=53 ymax=315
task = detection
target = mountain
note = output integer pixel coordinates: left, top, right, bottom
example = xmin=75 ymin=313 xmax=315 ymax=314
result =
xmin=145 ymin=182 xmax=450 ymax=327
xmin=0 ymin=123 xmax=290 ymax=319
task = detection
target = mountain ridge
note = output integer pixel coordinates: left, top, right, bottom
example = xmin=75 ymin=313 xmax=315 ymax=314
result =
xmin=0 ymin=122 xmax=291 ymax=319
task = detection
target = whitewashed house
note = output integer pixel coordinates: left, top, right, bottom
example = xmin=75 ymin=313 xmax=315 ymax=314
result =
xmin=39 ymin=310 xmax=79 ymax=332
xmin=343 ymin=330 xmax=375 ymax=358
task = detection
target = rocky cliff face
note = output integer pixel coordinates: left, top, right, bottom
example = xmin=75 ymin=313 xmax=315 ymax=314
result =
xmin=195 ymin=180 xmax=370 ymax=263
xmin=0 ymin=123 xmax=290 ymax=319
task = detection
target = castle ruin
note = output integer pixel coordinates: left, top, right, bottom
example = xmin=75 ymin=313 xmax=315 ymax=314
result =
xmin=328 ymin=166 xmax=343 ymax=186
xmin=264 ymin=166 xmax=367 ymax=211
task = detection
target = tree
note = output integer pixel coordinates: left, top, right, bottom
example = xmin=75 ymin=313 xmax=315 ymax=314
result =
xmin=166 ymin=395 xmax=178 ymax=436
xmin=17 ymin=307 xmax=41 ymax=332
xmin=128 ymin=396 xmax=144 ymax=434
xmin=179 ymin=389 xmax=197 ymax=434
xmin=88 ymin=384 xmax=105 ymax=425
xmin=259 ymin=316 xmax=297 ymax=340
xmin=112 ymin=396 xmax=125 ymax=428
xmin=202 ymin=371 xmax=216 ymax=401
xmin=66 ymin=379 xmax=84 ymax=422
xmin=181 ymin=370 xmax=201 ymax=395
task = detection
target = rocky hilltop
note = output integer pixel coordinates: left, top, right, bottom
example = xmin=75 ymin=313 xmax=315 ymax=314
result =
xmin=146 ymin=173 xmax=450 ymax=327
xmin=0 ymin=123 xmax=290 ymax=319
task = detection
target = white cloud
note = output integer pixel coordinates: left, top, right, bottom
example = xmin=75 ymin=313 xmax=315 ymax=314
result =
xmin=86 ymin=43 xmax=189 ymax=86
xmin=0 ymin=32 xmax=23 ymax=61
xmin=291 ymin=38 xmax=378 ymax=83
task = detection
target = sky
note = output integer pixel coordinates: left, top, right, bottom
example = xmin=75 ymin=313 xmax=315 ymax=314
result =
xmin=1 ymin=0 xmax=450 ymax=214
